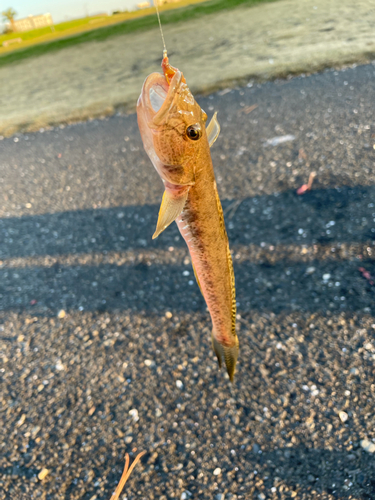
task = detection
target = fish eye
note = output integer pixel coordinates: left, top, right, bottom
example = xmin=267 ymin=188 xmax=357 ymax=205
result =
xmin=186 ymin=124 xmax=202 ymax=141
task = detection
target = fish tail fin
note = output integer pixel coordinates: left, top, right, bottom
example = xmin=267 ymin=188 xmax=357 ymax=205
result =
xmin=211 ymin=331 xmax=239 ymax=383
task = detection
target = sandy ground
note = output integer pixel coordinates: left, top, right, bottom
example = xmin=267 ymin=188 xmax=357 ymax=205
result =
xmin=0 ymin=0 xmax=374 ymax=136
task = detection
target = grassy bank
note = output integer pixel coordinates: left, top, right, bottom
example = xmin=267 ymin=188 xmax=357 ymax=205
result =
xmin=0 ymin=0 xmax=277 ymax=68
xmin=0 ymin=16 xmax=110 ymax=45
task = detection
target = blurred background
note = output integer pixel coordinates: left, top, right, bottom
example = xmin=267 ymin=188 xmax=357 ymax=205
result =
xmin=0 ymin=0 xmax=375 ymax=499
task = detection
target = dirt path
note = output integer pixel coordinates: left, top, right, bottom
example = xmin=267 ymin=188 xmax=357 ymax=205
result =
xmin=0 ymin=0 xmax=374 ymax=136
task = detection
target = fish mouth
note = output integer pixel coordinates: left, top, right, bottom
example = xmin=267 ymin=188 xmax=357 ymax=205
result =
xmin=142 ymin=70 xmax=182 ymax=125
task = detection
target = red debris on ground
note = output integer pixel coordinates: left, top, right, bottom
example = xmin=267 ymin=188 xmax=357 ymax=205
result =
xmin=358 ymin=267 xmax=375 ymax=286
xmin=297 ymin=172 xmax=316 ymax=195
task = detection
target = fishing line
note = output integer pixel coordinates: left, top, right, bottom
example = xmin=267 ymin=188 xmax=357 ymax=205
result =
xmin=154 ymin=0 xmax=168 ymax=58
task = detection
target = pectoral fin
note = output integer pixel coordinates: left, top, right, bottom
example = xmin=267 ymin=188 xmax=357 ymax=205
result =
xmin=152 ymin=188 xmax=189 ymax=239
xmin=206 ymin=111 xmax=220 ymax=147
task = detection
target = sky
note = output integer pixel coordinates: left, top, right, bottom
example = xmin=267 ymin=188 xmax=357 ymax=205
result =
xmin=1 ymin=0 xmax=141 ymax=25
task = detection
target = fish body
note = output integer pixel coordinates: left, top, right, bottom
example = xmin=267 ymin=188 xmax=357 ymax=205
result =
xmin=137 ymin=56 xmax=239 ymax=381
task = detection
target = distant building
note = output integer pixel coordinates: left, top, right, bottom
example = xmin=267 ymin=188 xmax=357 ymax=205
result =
xmin=10 ymin=13 xmax=53 ymax=33
xmin=137 ymin=2 xmax=151 ymax=8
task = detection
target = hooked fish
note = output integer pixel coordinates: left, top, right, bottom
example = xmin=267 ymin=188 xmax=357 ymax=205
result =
xmin=137 ymin=54 xmax=239 ymax=381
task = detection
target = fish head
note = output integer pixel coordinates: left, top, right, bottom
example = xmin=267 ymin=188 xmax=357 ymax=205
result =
xmin=137 ymin=64 xmax=207 ymax=186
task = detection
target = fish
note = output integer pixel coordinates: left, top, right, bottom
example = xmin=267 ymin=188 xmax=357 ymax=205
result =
xmin=137 ymin=54 xmax=239 ymax=381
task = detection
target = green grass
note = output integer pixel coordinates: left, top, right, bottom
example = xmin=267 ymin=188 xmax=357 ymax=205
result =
xmin=0 ymin=26 xmax=53 ymax=44
xmin=0 ymin=0 xmax=277 ymax=68
xmin=0 ymin=16 xmax=108 ymax=45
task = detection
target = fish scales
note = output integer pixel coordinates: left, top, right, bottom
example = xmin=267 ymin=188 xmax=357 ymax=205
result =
xmin=176 ymin=164 xmax=236 ymax=341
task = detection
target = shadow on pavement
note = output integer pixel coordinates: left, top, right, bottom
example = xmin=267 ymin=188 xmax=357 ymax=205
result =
xmin=0 ymin=184 xmax=374 ymax=260
xmin=0 ymin=184 xmax=374 ymax=314
xmin=235 ymin=444 xmax=374 ymax=498
xmin=0 ymin=258 xmax=373 ymax=315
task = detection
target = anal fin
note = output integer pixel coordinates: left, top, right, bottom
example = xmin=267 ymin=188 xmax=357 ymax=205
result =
xmin=192 ymin=262 xmax=203 ymax=295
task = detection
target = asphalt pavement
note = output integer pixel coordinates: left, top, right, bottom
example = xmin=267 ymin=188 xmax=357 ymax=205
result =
xmin=1 ymin=0 xmax=375 ymax=136
xmin=1 ymin=62 xmax=375 ymax=499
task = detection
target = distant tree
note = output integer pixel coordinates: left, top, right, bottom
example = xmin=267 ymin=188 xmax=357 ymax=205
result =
xmin=2 ymin=7 xmax=17 ymax=32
